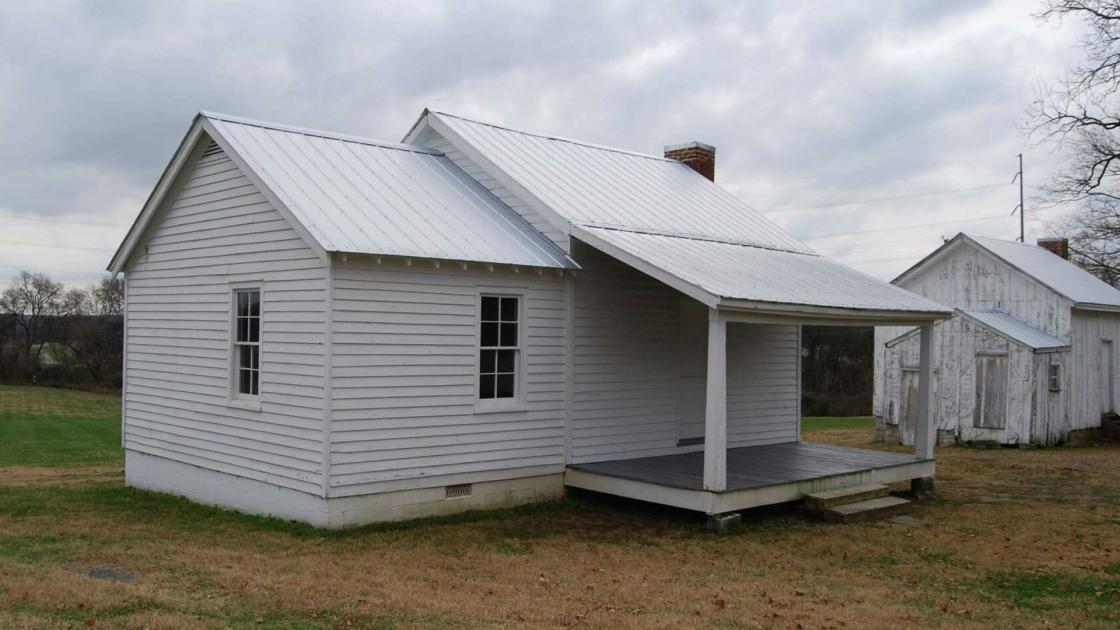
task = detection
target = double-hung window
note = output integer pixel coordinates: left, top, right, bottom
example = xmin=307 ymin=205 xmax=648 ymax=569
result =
xmin=479 ymin=295 xmax=519 ymax=401
xmin=233 ymin=288 xmax=261 ymax=398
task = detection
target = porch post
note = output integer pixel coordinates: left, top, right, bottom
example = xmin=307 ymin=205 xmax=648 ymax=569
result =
xmin=704 ymin=308 xmax=727 ymax=492
xmin=914 ymin=324 xmax=935 ymax=460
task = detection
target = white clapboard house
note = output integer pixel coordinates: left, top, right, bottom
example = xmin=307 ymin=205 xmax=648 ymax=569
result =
xmin=874 ymin=233 xmax=1120 ymax=447
xmin=109 ymin=110 xmax=950 ymax=528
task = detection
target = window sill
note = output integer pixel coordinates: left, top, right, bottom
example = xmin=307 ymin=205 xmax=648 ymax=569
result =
xmin=474 ymin=400 xmax=526 ymax=415
xmin=228 ymin=398 xmax=262 ymax=412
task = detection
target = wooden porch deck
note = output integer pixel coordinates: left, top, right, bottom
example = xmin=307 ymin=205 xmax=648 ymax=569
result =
xmin=565 ymin=442 xmax=934 ymax=515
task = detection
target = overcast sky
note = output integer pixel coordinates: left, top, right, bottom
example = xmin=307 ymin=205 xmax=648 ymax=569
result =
xmin=0 ymin=0 xmax=1089 ymax=285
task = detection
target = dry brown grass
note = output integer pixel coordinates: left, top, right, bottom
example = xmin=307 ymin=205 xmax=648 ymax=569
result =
xmin=2 ymin=427 xmax=1119 ymax=629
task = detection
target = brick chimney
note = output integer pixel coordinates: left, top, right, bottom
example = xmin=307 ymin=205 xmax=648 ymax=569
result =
xmin=1037 ymin=237 xmax=1070 ymax=260
xmin=664 ymin=141 xmax=716 ymax=182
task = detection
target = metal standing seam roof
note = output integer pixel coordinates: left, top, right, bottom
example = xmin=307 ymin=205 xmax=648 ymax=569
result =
xmin=958 ymin=310 xmax=1070 ymax=351
xmin=203 ymin=113 xmax=576 ymax=269
xmin=422 ymin=110 xmax=949 ymax=316
xmin=965 ymin=234 xmax=1120 ymax=308
xmin=429 ymin=111 xmax=812 ymax=254
xmin=581 ymin=226 xmax=950 ymax=313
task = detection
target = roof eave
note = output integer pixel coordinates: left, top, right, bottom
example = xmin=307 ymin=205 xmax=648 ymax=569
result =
xmin=1073 ymin=302 xmax=1120 ymax=313
xmin=718 ymin=298 xmax=950 ymax=326
xmin=107 ymin=114 xmax=208 ymax=275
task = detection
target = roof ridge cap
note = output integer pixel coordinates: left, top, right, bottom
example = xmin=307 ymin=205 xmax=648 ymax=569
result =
xmin=430 ymin=110 xmax=676 ymax=162
xmin=201 ymin=111 xmax=440 ymax=155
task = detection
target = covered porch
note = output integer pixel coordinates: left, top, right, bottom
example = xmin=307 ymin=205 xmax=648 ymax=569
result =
xmin=564 ymin=306 xmax=942 ymax=515
xmin=566 ymin=228 xmax=951 ymax=516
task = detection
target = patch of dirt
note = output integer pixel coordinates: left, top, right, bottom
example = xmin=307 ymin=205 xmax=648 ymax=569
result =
xmin=0 ymin=465 xmax=121 ymax=487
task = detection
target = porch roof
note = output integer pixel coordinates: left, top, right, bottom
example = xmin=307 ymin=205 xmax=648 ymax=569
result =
xmin=576 ymin=225 xmax=952 ymax=320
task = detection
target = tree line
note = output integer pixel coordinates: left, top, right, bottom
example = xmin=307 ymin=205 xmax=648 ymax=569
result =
xmin=0 ymin=271 xmax=123 ymax=390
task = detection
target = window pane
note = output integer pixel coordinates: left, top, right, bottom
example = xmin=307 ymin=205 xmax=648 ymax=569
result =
xmin=480 ymin=349 xmax=496 ymax=374
xmin=496 ymin=373 xmax=515 ymax=398
xmin=237 ymin=318 xmax=247 ymax=343
xmin=481 ymin=296 xmax=499 ymax=321
xmin=501 ymin=297 xmax=518 ymax=322
xmin=251 ymin=369 xmax=259 ymax=395
xmin=500 ymin=323 xmax=517 ymax=347
xmin=249 ymin=290 xmax=260 ymax=317
xmin=239 ymin=368 xmax=252 ymax=394
xmin=497 ymin=349 xmax=515 ymax=373
xmin=481 ymin=322 xmax=499 ymax=347
xmin=250 ymin=345 xmax=259 ymax=370
xmin=238 ymin=291 xmax=249 ymax=317
xmin=479 ymin=374 xmax=496 ymax=399
xmin=249 ymin=317 xmax=260 ymax=343
xmin=240 ymin=345 xmax=253 ymax=370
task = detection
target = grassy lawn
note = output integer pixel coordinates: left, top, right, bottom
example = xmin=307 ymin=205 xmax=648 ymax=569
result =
xmin=801 ymin=415 xmax=874 ymax=432
xmin=0 ymin=385 xmax=122 ymax=467
xmin=1 ymin=386 xmax=1119 ymax=628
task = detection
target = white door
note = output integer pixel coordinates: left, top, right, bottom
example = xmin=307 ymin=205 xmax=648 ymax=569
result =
xmin=677 ymin=301 xmax=708 ymax=444
xmin=899 ymin=368 xmax=920 ymax=444
xmin=974 ymin=355 xmax=1008 ymax=430
xmin=1101 ymin=340 xmax=1114 ymax=415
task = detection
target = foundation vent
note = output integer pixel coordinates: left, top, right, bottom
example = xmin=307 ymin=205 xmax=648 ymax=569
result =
xmin=444 ymin=483 xmax=473 ymax=499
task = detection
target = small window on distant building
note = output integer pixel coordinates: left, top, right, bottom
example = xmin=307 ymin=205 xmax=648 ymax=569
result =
xmin=233 ymin=289 xmax=261 ymax=397
xmin=479 ymin=295 xmax=519 ymax=400
xmin=1048 ymin=363 xmax=1061 ymax=392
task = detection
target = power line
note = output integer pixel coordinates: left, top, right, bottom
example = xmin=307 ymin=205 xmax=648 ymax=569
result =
xmin=0 ymin=213 xmax=123 ymax=229
xmin=799 ymin=213 xmax=1010 ymax=241
xmin=0 ymin=239 xmax=113 ymax=253
xmin=0 ymin=264 xmax=106 ymax=279
xmin=766 ymin=182 xmax=1012 ymax=214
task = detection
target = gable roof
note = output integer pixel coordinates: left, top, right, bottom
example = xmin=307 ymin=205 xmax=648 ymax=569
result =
xmin=409 ymin=110 xmax=948 ymax=319
xmin=417 ymin=110 xmax=810 ymax=254
xmin=109 ymin=112 xmax=577 ymax=274
xmin=958 ymin=310 xmax=1070 ymax=352
xmin=895 ymin=233 xmax=1120 ymax=310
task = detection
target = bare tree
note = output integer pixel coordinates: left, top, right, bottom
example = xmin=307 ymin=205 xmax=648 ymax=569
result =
xmin=0 ymin=271 xmax=64 ymax=375
xmin=91 ymin=276 xmax=124 ymax=317
xmin=59 ymin=283 xmax=123 ymax=384
xmin=1032 ymin=1 xmax=1120 ymax=283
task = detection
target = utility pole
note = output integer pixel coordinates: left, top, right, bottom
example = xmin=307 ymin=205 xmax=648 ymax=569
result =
xmin=1012 ymin=153 xmax=1025 ymax=242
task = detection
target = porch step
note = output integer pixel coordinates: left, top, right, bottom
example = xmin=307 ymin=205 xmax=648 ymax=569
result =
xmin=819 ymin=496 xmax=913 ymax=523
xmin=803 ymin=484 xmax=889 ymax=510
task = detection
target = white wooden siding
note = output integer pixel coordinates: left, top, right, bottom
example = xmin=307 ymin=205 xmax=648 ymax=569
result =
xmin=897 ymin=242 xmax=1072 ymax=336
xmin=124 ymin=143 xmax=328 ymax=495
xmin=571 ymin=243 xmax=682 ymax=462
xmin=416 ymin=128 xmax=570 ymax=253
xmin=326 ymin=257 xmax=568 ymax=496
xmin=880 ymin=315 xmax=1081 ymax=445
xmin=570 ymin=242 xmax=798 ymax=463
xmin=727 ymin=323 xmax=800 ymax=447
xmin=1069 ymin=309 xmax=1120 ymax=429
xmin=874 ymin=239 xmax=1103 ymax=445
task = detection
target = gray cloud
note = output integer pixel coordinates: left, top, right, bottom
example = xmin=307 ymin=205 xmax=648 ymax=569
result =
xmin=0 ymin=0 xmax=1087 ymax=284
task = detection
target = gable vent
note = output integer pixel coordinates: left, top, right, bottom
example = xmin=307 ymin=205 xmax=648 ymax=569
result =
xmin=201 ymin=140 xmax=223 ymax=158
xmin=444 ymin=483 xmax=473 ymax=499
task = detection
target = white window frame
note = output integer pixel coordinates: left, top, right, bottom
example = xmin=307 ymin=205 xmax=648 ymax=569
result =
xmin=229 ymin=284 xmax=263 ymax=410
xmin=475 ymin=291 xmax=525 ymax=413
